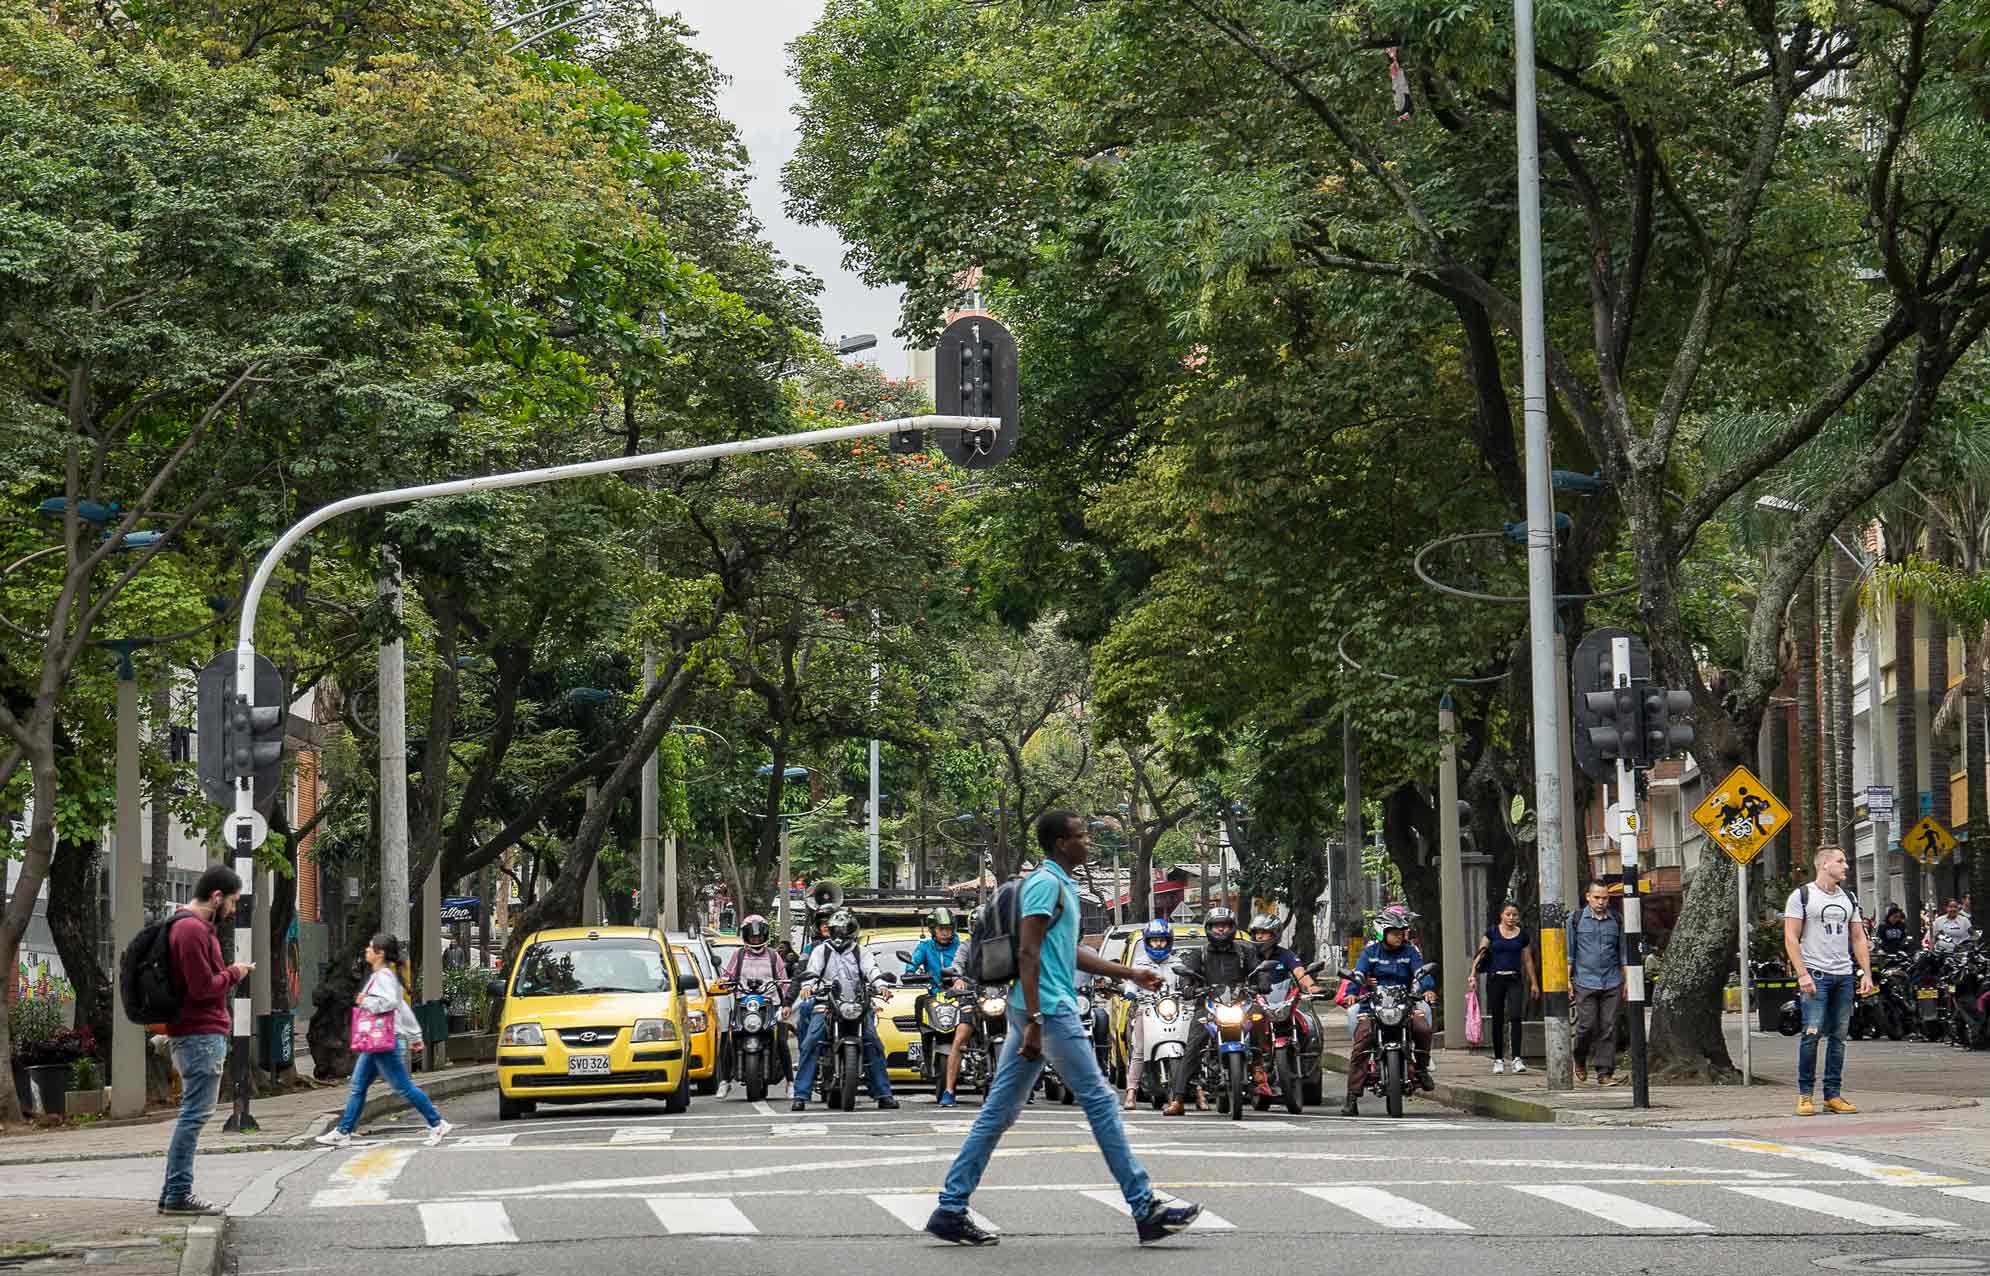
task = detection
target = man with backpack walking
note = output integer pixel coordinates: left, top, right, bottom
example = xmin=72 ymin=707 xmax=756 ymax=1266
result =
xmin=924 ymin=811 xmax=1201 ymax=1247
xmin=137 ymin=865 xmax=251 ymax=1215
xmin=1783 ymin=844 xmax=1873 ymax=1115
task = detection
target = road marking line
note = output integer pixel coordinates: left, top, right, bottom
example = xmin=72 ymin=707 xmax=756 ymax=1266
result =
xmin=466 ymin=1151 xmax=974 ymax=1197
xmin=1079 ymin=1189 xmax=1234 ymax=1230
xmin=453 ymin=1133 xmax=519 ymax=1148
xmin=610 ymin=1127 xmax=675 ymax=1144
xmin=1695 ymin=1139 xmax=1967 ymax=1186
xmin=646 ymin=1197 xmax=758 ymax=1234
xmin=1941 ymin=1186 xmax=1990 ymax=1205
xmin=1513 ymin=1185 xmax=1711 ymax=1231
xmin=1298 ymin=1186 xmax=1472 ymax=1231
xmin=870 ymin=1194 xmax=998 ymax=1234
xmin=1725 ymin=1186 xmax=1956 ymax=1229
xmin=310 ymin=1147 xmax=418 ymax=1207
xmin=418 ymin=1201 xmax=517 ymax=1246
xmin=771 ymin=1123 xmax=829 ymax=1136
xmin=752 ymin=1101 xmax=776 ymax=1117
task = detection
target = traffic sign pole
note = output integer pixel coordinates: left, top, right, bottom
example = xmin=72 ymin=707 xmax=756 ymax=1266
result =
xmin=1738 ymin=865 xmax=1751 ymax=1086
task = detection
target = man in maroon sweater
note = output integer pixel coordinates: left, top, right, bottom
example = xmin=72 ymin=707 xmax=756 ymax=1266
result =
xmin=160 ymin=866 xmax=251 ymax=1216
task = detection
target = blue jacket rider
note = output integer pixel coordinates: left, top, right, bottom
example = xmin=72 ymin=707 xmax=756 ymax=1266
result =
xmin=1339 ymin=905 xmax=1436 ymax=1115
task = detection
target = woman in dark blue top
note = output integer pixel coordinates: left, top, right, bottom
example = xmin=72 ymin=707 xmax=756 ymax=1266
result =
xmin=1472 ymin=903 xmax=1538 ymax=1073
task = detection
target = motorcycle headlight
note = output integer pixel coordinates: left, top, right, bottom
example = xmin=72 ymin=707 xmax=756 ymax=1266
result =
xmin=981 ymin=997 xmax=1007 ymax=1016
xmin=1378 ymin=1004 xmax=1406 ymax=1027
xmin=1156 ymin=997 xmax=1180 ymax=1021
xmin=632 ymin=1018 xmax=676 ymax=1044
xmin=741 ymin=1011 xmax=765 ymax=1033
xmin=500 ymin=1022 xmax=544 ymax=1047
xmin=932 ymin=1005 xmax=960 ymax=1030
xmin=838 ymin=1000 xmax=863 ymax=1020
xmin=1215 ymin=1004 xmax=1245 ymax=1026
xmin=686 ymin=1010 xmax=708 ymax=1034
xmin=1076 ymin=994 xmax=1091 ymax=1016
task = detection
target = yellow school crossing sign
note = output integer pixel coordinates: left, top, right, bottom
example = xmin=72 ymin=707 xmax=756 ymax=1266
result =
xmin=1903 ymin=815 xmax=1957 ymax=865
xmin=1691 ymin=764 xmax=1790 ymax=865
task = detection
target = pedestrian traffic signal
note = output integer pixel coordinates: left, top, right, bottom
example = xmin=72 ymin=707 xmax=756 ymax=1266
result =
xmin=935 ymin=315 xmax=1018 ymax=469
xmin=197 ymin=651 xmax=288 ymax=812
xmin=1642 ymin=688 xmax=1695 ymax=760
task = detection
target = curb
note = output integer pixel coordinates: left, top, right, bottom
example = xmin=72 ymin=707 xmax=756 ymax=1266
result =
xmin=356 ymin=1066 xmax=498 ymax=1127
xmin=178 ymin=1218 xmax=227 ymax=1276
xmin=1321 ymin=1049 xmax=1555 ymax=1122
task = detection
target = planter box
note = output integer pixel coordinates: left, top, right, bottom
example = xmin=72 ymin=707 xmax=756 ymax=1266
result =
xmin=24 ymin=1063 xmax=68 ymax=1116
xmin=450 ymin=1031 xmax=497 ymax=1064
xmin=65 ymin=1086 xmax=107 ymax=1117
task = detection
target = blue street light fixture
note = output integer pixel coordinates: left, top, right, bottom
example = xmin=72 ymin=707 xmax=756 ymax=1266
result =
xmin=37 ymin=497 xmax=118 ymax=525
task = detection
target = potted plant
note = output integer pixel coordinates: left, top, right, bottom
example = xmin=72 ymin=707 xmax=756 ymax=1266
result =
xmin=18 ymin=1025 xmax=94 ymax=1117
xmin=8 ymin=994 xmax=64 ymax=1116
xmin=66 ymin=1056 xmax=106 ymax=1117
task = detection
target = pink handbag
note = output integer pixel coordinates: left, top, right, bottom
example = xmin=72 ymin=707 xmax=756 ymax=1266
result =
xmin=1464 ymin=980 xmax=1484 ymax=1047
xmin=349 ymin=1005 xmax=397 ymax=1054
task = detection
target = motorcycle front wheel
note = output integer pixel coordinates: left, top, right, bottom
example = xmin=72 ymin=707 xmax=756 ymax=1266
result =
xmin=838 ymin=1043 xmax=861 ymax=1112
xmin=1226 ymin=1051 xmax=1245 ymax=1122
xmin=1384 ymin=1049 xmax=1405 ymax=1118
xmin=743 ymin=1051 xmax=767 ymax=1103
xmin=1277 ymin=1046 xmax=1302 ymax=1115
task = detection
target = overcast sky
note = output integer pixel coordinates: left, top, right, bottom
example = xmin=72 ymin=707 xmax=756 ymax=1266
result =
xmin=663 ymin=3 xmax=908 ymax=376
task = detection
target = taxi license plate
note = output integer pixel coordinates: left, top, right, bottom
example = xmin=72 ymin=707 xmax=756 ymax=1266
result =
xmin=568 ymin=1054 xmax=612 ymax=1076
xmin=1917 ymin=989 xmax=1938 ymax=1000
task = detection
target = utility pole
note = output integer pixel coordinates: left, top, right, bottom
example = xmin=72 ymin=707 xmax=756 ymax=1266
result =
xmin=1343 ymin=715 xmax=1364 ymax=963
xmin=379 ymin=555 xmax=410 ymax=946
xmin=1611 ymin=636 xmax=1652 ymax=1108
xmin=640 ymin=643 xmax=659 ymax=929
xmin=869 ymin=609 xmax=881 ymax=889
xmin=110 ymin=656 xmax=144 ymax=1117
xmin=581 ymin=781 xmax=601 ymax=927
xmin=1439 ymin=695 xmax=1468 ymax=1044
xmin=1512 ymin=0 xmax=1572 ymax=1091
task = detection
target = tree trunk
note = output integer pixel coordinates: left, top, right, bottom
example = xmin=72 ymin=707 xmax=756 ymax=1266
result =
xmin=1929 ymin=591 xmax=1954 ymax=908
xmin=1770 ymin=695 xmax=1793 ymax=879
xmin=46 ymin=836 xmax=112 ymax=1060
xmin=147 ymin=680 xmax=172 ymax=919
xmin=1291 ymin=823 xmax=1327 ymax=964
xmin=1795 ymin=570 xmax=1821 ymax=867
xmin=1818 ymin=563 xmax=1841 ymax=846
xmin=1897 ymin=590 xmax=1924 ymax=935
xmin=1968 ymin=636 xmax=1990 ymax=920
xmin=1831 ymin=543 xmax=1860 ymax=889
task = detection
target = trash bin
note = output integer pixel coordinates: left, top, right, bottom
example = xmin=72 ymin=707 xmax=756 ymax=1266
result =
xmin=416 ymin=998 xmax=448 ymax=1043
xmin=257 ymin=1010 xmax=295 ymax=1073
xmin=1753 ymin=961 xmax=1796 ymax=1034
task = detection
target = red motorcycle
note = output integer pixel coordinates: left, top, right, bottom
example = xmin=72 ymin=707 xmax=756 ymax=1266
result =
xmin=1248 ymin=960 xmax=1328 ymax=1114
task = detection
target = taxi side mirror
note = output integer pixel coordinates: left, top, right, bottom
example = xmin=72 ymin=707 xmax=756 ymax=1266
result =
xmin=676 ymin=973 xmax=701 ymax=993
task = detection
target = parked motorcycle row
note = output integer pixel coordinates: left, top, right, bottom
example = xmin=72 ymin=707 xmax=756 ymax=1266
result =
xmin=1771 ymin=939 xmax=1990 ymax=1050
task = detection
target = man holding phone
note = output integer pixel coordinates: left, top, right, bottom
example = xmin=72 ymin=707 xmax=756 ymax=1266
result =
xmin=159 ymin=865 xmax=252 ymax=1216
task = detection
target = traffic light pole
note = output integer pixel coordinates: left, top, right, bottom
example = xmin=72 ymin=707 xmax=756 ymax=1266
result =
xmin=1610 ymin=636 xmax=1651 ymax=1109
xmin=221 ymin=416 xmax=1003 ymax=848
xmin=221 ymin=832 xmax=258 ymax=1132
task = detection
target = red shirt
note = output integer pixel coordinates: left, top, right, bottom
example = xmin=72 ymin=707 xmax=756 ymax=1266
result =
xmin=167 ymin=909 xmax=236 ymax=1038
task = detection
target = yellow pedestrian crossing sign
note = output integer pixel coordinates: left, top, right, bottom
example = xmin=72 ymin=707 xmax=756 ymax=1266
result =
xmin=1691 ymin=765 xmax=1790 ymax=865
xmin=1903 ymin=815 xmax=1957 ymax=865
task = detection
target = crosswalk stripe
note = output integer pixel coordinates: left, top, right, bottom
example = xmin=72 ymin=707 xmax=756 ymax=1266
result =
xmin=646 ymin=1197 xmax=758 ymax=1234
xmin=419 ymin=1201 xmax=517 ymax=1246
xmin=1079 ymin=1189 xmax=1235 ymax=1230
xmin=1941 ymin=1186 xmax=1990 ymax=1205
xmin=1298 ymin=1185 xmax=1472 ymax=1231
xmin=454 ymin=1133 xmax=519 ymax=1148
xmin=1725 ymin=1186 xmax=1955 ymax=1229
xmin=870 ymin=1194 xmax=998 ymax=1234
xmin=311 ymin=1146 xmax=418 ymax=1207
xmin=610 ymin=1127 xmax=675 ymax=1144
xmin=771 ymin=1123 xmax=828 ymax=1136
xmin=1513 ymin=1185 xmax=1711 ymax=1231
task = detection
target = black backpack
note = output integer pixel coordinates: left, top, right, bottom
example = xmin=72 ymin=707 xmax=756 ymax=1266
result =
xmin=966 ymin=869 xmax=1066 ymax=984
xmin=119 ymin=913 xmax=196 ymax=1025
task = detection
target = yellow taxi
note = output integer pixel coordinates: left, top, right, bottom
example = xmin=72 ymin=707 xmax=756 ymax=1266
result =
xmin=1097 ymin=922 xmax=1206 ymax=1086
xmin=667 ymin=931 xmax=724 ymax=1093
xmin=496 ymin=926 xmax=693 ymax=1120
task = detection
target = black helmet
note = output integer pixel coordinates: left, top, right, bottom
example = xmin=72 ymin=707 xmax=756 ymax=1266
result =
xmin=1777 ymin=999 xmax=1801 ymax=1037
xmin=826 ymin=909 xmax=859 ymax=951
xmin=1206 ymin=907 xmax=1238 ymax=948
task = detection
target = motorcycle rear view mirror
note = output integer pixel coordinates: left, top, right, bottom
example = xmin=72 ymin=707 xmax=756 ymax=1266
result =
xmin=895 ymin=949 xmax=914 ymax=962
xmin=876 ymin=972 xmax=899 ymax=985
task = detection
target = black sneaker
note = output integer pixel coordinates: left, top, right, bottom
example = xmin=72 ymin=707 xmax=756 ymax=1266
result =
xmin=158 ymin=1196 xmax=223 ymax=1216
xmin=1136 ymin=1200 xmax=1202 ymax=1244
xmin=925 ymin=1208 xmax=998 ymax=1246
xmin=1339 ymin=1098 xmax=1359 ymax=1117
xmin=1416 ymin=1069 xmax=1436 ymax=1093
xmin=878 ymin=1097 xmax=900 ymax=1110
xmin=789 ymin=1099 xmax=806 ymax=1112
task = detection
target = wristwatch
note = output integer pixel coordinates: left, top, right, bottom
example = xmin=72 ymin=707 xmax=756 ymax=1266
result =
xmin=1027 ymin=1011 xmax=1045 ymax=1026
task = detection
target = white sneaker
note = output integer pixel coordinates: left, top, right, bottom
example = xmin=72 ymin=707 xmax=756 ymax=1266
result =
xmin=1511 ymin=1058 xmax=1528 ymax=1074
xmin=425 ymin=1119 xmax=454 ymax=1147
xmin=313 ymin=1129 xmax=351 ymax=1148
xmin=1492 ymin=1059 xmax=1506 ymax=1075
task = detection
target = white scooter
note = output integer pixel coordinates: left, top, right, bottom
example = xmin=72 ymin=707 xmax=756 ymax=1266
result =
xmin=1135 ymin=987 xmax=1196 ymax=1108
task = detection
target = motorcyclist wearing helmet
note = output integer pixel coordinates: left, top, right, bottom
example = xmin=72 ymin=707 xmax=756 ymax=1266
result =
xmin=792 ymin=909 xmax=897 ymax=1112
xmin=1163 ymin=907 xmax=1257 ymax=1116
xmin=723 ymin=915 xmax=794 ymax=1084
xmin=1122 ymin=918 xmax=1180 ymax=1108
xmin=1243 ymin=913 xmax=1322 ymax=1098
xmin=908 ymin=909 xmax=976 ymax=1107
xmin=791 ymin=909 xmax=836 ymax=1080
xmin=1338 ymin=905 xmax=1436 ymax=1116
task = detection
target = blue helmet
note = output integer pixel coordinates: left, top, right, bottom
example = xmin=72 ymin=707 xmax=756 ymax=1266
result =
xmin=1141 ymin=917 xmax=1174 ymax=959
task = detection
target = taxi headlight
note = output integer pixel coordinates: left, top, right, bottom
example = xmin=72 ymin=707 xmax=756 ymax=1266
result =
xmin=1156 ymin=997 xmax=1180 ymax=1021
xmin=980 ymin=996 xmax=1007 ymax=1016
xmin=500 ymin=1022 xmax=544 ymax=1047
xmin=686 ymin=1010 xmax=708 ymax=1034
xmin=632 ymin=1018 xmax=676 ymax=1044
xmin=1214 ymin=1004 xmax=1246 ymax=1026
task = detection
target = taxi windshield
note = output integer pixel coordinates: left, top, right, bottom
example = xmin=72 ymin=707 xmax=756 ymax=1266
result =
xmin=512 ymin=939 xmax=667 ymax=997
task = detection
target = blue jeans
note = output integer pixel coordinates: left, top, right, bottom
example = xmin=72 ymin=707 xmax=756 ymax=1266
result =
xmin=163 ymin=1034 xmax=227 ymax=1202
xmin=337 ymin=1044 xmax=441 ymax=1132
xmin=1798 ymin=972 xmax=1856 ymax=1099
xmin=939 ymin=1006 xmax=1153 ymax=1218
xmin=793 ymin=1006 xmax=891 ymax=1099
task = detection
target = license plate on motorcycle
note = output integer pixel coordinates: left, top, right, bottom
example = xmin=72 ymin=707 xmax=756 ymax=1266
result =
xmin=568 ymin=1054 xmax=612 ymax=1075
xmin=1918 ymin=989 xmax=1938 ymax=1000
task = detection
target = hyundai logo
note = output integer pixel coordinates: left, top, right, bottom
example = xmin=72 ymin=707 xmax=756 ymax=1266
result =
xmin=578 ymin=1031 xmax=597 ymax=1042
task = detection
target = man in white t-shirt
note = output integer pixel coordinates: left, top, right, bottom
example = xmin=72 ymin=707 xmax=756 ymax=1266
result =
xmin=1782 ymin=845 xmax=1873 ymax=1116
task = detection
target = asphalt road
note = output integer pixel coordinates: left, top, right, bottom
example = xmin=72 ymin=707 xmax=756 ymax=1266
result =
xmin=228 ymin=1081 xmax=1990 ymax=1276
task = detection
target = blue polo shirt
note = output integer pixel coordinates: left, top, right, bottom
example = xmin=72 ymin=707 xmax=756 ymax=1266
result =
xmin=1021 ymin=860 xmax=1080 ymax=1015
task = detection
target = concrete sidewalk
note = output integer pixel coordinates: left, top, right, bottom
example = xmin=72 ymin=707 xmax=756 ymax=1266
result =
xmin=0 ymin=1061 xmax=497 ymax=1166
xmin=1326 ymin=1012 xmax=1987 ymax=1125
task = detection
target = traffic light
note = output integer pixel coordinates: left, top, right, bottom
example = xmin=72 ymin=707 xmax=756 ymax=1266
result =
xmin=1570 ymin=627 xmax=1649 ymax=780
xmin=1642 ymin=688 xmax=1695 ymax=761
xmin=197 ymin=651 xmax=288 ymax=812
xmin=935 ymin=315 xmax=1019 ymax=469
xmin=1581 ymin=686 xmax=1642 ymax=766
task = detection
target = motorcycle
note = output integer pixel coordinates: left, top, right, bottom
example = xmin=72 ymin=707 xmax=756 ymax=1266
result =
xmin=917 ymin=982 xmax=975 ymax=1088
xmin=1250 ymin=960 xmax=1330 ymax=1115
xmin=1945 ymin=942 xmax=1990 ymax=1050
xmin=1132 ymin=985 xmax=1196 ymax=1108
xmin=728 ymin=977 xmax=786 ymax=1103
xmin=1911 ymin=944 xmax=1955 ymax=1041
xmin=1341 ymin=962 xmax=1439 ymax=1119
xmin=1177 ymin=962 xmax=1278 ymax=1122
xmin=806 ymin=970 xmax=896 ymax=1111
xmin=1871 ymin=958 xmax=1914 ymax=1041
xmin=939 ymin=982 xmax=1011 ymax=1096
xmin=1039 ymin=980 xmax=1116 ymax=1104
